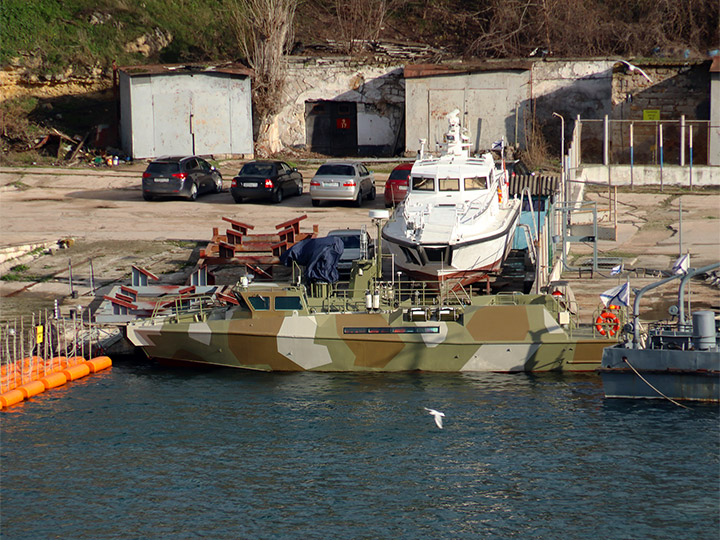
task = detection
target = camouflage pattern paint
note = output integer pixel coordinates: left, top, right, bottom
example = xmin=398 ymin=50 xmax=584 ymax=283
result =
xmin=126 ymin=285 xmax=614 ymax=373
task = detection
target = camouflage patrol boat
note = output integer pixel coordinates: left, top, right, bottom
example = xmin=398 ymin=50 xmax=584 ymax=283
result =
xmin=126 ymin=236 xmax=614 ymax=372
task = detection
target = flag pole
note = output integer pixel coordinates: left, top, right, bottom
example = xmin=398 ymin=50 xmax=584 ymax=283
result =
xmin=678 ymin=198 xmax=683 ymax=257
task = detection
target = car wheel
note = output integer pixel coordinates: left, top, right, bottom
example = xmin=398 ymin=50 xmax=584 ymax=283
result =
xmin=354 ymin=191 xmax=363 ymax=207
xmin=233 ymin=195 xmax=243 ymax=204
xmin=296 ymin=181 xmax=303 ymax=197
xmin=311 ymin=199 xmax=320 ymax=207
xmin=272 ymin=188 xmax=283 ymax=204
xmin=188 ymin=183 xmax=198 ymax=201
xmin=214 ymin=176 xmax=223 ymax=193
xmin=385 ymin=201 xmax=392 ymax=208
xmin=368 ymin=185 xmax=376 ymax=201
xmin=143 ymin=192 xmax=154 ymax=201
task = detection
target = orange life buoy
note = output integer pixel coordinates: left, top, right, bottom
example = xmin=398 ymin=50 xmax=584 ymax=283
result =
xmin=595 ymin=311 xmax=620 ymax=337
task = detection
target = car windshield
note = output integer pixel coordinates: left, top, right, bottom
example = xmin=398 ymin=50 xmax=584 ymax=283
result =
xmin=316 ymin=164 xmax=354 ymax=176
xmin=240 ymin=163 xmax=274 ymax=176
xmin=337 ymin=235 xmax=360 ymax=249
xmin=388 ymin=168 xmax=411 ymax=181
xmin=146 ymin=162 xmax=180 ymax=174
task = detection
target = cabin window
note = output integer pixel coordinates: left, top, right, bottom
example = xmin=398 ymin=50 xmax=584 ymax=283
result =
xmin=464 ymin=176 xmax=488 ymax=190
xmin=412 ymin=176 xmax=435 ymax=191
xmin=275 ymin=296 xmax=304 ymax=311
xmin=439 ymin=177 xmax=460 ymax=191
xmin=247 ymin=295 xmax=271 ymax=310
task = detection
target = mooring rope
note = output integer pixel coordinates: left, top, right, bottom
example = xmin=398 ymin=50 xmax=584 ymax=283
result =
xmin=623 ymin=356 xmax=690 ymax=409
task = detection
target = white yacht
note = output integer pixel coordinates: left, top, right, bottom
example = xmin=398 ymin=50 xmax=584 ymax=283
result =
xmin=382 ymin=109 xmax=521 ymax=286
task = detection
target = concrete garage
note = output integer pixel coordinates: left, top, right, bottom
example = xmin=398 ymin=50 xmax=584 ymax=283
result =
xmin=403 ymin=62 xmax=532 ymax=155
xmin=118 ymin=63 xmax=254 ymax=159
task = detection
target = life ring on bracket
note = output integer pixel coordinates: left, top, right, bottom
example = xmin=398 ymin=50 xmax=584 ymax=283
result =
xmin=595 ymin=311 xmax=620 ymax=337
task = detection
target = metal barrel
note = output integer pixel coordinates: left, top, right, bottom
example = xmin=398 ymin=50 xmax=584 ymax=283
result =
xmin=692 ymin=311 xmax=717 ymax=351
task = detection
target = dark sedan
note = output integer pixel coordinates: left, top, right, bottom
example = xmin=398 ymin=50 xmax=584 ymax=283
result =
xmin=230 ymin=161 xmax=303 ymax=203
xmin=142 ymin=156 xmax=222 ymax=201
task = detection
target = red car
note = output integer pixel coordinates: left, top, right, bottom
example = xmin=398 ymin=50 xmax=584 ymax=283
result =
xmin=384 ymin=163 xmax=412 ymax=207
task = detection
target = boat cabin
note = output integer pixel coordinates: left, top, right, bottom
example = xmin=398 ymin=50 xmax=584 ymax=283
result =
xmin=232 ymin=287 xmax=308 ymax=316
xmin=410 ymin=174 xmax=489 ymax=193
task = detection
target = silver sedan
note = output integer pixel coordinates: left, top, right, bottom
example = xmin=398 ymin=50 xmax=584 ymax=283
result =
xmin=310 ymin=161 xmax=376 ymax=207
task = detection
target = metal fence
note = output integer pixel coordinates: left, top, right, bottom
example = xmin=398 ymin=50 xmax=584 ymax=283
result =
xmin=573 ymin=116 xmax=711 ymax=166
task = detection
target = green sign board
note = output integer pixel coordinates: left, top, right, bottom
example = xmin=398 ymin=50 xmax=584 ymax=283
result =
xmin=643 ymin=109 xmax=661 ymax=121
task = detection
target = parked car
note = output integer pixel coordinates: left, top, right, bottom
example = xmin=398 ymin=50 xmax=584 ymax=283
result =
xmin=142 ymin=156 xmax=222 ymax=201
xmin=230 ymin=160 xmax=303 ymax=204
xmin=327 ymin=228 xmax=375 ymax=273
xmin=310 ymin=161 xmax=375 ymax=207
xmin=384 ymin=163 xmax=412 ymax=207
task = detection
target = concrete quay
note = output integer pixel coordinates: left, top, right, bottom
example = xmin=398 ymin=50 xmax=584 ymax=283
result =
xmin=0 ymin=164 xmax=718 ymax=327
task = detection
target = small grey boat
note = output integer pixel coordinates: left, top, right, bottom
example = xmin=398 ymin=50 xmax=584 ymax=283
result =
xmin=599 ymin=262 xmax=720 ymax=403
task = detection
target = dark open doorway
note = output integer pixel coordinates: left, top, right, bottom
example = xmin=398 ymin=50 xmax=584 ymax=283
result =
xmin=305 ymin=101 xmax=358 ymax=156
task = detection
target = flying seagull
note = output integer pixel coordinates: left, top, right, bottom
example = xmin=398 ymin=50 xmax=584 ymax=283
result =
xmin=424 ymin=407 xmax=445 ymax=429
xmin=618 ymin=60 xmax=653 ymax=83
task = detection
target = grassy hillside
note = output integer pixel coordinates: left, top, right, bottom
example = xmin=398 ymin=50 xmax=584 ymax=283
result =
xmin=1 ymin=0 xmax=240 ymax=74
xmin=3 ymin=0 xmax=717 ymax=75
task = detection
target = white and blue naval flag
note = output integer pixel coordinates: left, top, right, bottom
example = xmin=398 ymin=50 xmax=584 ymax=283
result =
xmin=491 ymin=138 xmax=504 ymax=151
xmin=600 ymin=282 xmax=630 ymax=307
xmin=610 ymin=264 xmax=622 ymax=275
xmin=672 ymin=253 xmax=690 ymax=274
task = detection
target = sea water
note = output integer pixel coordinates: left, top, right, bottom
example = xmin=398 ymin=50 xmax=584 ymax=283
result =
xmin=2 ymin=360 xmax=718 ymax=539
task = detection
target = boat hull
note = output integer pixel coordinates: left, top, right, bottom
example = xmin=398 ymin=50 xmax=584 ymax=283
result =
xmin=383 ymin=200 xmax=521 ymax=283
xmin=599 ymin=346 xmax=720 ymax=402
xmin=127 ymin=302 xmax=611 ymax=373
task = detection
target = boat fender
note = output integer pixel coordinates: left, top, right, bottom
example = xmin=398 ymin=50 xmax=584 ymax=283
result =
xmin=497 ymin=185 xmax=503 ymax=204
xmin=365 ymin=290 xmax=372 ymax=310
xmin=595 ymin=311 xmax=620 ymax=337
xmin=373 ymin=290 xmax=380 ymax=310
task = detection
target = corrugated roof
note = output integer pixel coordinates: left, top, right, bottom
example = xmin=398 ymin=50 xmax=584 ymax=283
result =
xmin=119 ymin=62 xmax=254 ymax=77
xmin=404 ymin=60 xmax=532 ymax=78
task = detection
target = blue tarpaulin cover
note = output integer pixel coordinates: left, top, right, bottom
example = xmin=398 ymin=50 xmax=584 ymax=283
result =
xmin=280 ymin=237 xmax=344 ymax=283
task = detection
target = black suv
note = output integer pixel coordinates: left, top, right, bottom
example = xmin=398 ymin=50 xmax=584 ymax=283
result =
xmin=142 ymin=156 xmax=222 ymax=201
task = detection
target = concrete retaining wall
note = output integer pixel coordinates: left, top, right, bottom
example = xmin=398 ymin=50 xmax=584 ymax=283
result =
xmin=579 ymin=164 xmax=720 ymax=186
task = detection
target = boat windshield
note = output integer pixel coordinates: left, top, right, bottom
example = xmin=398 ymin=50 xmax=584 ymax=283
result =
xmin=247 ymin=295 xmax=271 ymax=310
xmin=464 ymin=176 xmax=488 ymax=190
xmin=439 ymin=178 xmax=460 ymax=191
xmin=412 ymin=176 xmax=435 ymax=191
xmin=275 ymin=296 xmax=304 ymax=311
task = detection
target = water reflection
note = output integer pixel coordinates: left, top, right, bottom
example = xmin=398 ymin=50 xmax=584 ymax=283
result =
xmin=2 ymin=361 xmax=718 ymax=540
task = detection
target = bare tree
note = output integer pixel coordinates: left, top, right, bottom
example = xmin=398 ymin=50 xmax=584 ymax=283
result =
xmin=332 ymin=0 xmax=407 ymax=53
xmin=229 ymin=0 xmax=297 ymax=145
